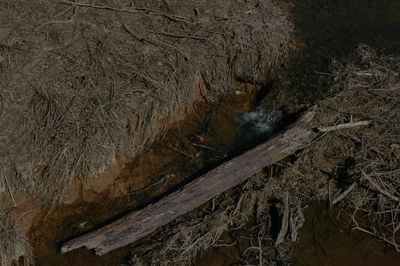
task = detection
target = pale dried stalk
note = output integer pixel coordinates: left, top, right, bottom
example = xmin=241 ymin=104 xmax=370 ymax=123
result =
xmin=275 ymin=191 xmax=289 ymax=246
xmin=332 ymin=182 xmax=357 ymax=205
xmin=317 ymin=120 xmax=371 ymax=132
xmin=361 ymin=170 xmax=400 ymax=202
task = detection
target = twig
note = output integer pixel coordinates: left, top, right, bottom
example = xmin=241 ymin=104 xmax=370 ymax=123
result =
xmin=361 ymin=170 xmax=400 ymax=202
xmin=128 ymin=176 xmax=166 ymax=195
xmin=192 ymin=143 xmax=225 ymax=155
xmin=137 ymin=29 xmax=208 ymax=41
xmin=35 ymin=19 xmax=74 ymax=30
xmin=352 ymin=71 xmax=375 ymax=77
xmin=123 ymin=24 xmax=169 ymax=49
xmin=290 ymin=202 xmax=305 ymax=242
xmin=275 ymin=191 xmax=289 ymax=246
xmin=213 ymin=240 xmax=237 ymax=247
xmin=231 ymin=194 xmax=244 ymax=218
xmin=351 ymin=208 xmax=400 ymax=251
xmin=332 ymin=182 xmax=357 ymax=205
xmin=3 ymin=166 xmax=17 ymax=208
xmin=169 ymin=144 xmax=193 ymax=158
xmin=36 ymin=0 xmax=85 ymax=30
xmin=328 ymin=179 xmax=332 ymax=207
xmin=317 ymin=120 xmax=371 ymax=132
xmin=56 ymin=0 xmax=190 ymax=23
xmin=258 ymin=237 xmax=263 ymax=266
xmin=54 ymin=5 xmax=73 ymax=17
xmin=314 ymin=71 xmax=334 ymax=76
xmin=44 ymin=196 xmax=58 ymax=220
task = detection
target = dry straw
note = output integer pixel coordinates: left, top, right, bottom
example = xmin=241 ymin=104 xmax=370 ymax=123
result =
xmin=0 ymin=0 xmax=293 ymax=204
xmin=0 ymin=208 xmax=32 ymax=266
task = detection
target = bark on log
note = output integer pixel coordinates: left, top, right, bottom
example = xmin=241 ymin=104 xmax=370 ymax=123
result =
xmin=61 ymin=106 xmax=318 ymax=255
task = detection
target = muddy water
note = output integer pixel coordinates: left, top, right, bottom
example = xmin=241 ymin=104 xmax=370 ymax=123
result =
xmin=197 ymin=202 xmax=400 ymax=266
xmin=293 ymin=202 xmax=400 ymax=266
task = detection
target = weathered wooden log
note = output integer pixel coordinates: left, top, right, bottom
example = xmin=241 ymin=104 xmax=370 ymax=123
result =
xmin=61 ymin=106 xmax=317 ymax=255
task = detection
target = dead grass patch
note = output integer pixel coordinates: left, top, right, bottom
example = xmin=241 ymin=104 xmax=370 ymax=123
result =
xmin=0 ymin=208 xmax=32 ymax=266
xmin=0 ymin=0 xmax=292 ymax=204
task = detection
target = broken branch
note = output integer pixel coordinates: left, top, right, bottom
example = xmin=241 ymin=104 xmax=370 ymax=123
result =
xmin=56 ymin=0 xmax=190 ymax=23
xmin=361 ymin=170 xmax=400 ymax=202
xmin=332 ymin=182 xmax=357 ymax=205
xmin=317 ymin=121 xmax=371 ymax=132
xmin=275 ymin=191 xmax=289 ymax=246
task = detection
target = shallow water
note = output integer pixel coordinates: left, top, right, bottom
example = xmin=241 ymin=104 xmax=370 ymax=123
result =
xmin=197 ymin=202 xmax=400 ymax=266
xmin=293 ymin=202 xmax=400 ymax=266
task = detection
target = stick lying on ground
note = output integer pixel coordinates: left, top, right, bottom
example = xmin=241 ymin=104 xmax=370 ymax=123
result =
xmin=317 ymin=120 xmax=370 ymax=132
xmin=61 ymin=106 xmax=318 ymax=256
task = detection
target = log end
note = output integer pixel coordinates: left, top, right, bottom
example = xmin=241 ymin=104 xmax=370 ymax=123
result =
xmin=61 ymin=240 xmax=109 ymax=256
xmin=60 ymin=244 xmax=76 ymax=254
xmin=60 ymin=240 xmax=90 ymax=254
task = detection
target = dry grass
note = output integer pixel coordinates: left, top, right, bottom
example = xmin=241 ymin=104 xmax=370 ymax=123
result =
xmin=0 ymin=208 xmax=32 ymax=266
xmin=0 ymin=0 xmax=293 ymax=204
xmin=312 ymin=45 xmax=400 ymax=250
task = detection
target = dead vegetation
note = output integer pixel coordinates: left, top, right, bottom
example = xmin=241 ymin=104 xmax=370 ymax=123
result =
xmin=0 ymin=1 xmax=292 ymax=264
xmin=0 ymin=208 xmax=32 ymax=266
xmin=0 ymin=0 xmax=292 ymax=204
xmin=128 ymin=45 xmax=400 ymax=265
xmin=318 ymin=44 xmax=400 ymax=251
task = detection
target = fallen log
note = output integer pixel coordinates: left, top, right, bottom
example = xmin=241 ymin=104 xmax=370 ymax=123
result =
xmin=61 ymin=106 xmax=318 ymax=255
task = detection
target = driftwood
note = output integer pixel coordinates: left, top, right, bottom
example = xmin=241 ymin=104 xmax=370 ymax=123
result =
xmin=61 ymin=106 xmax=317 ymax=256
